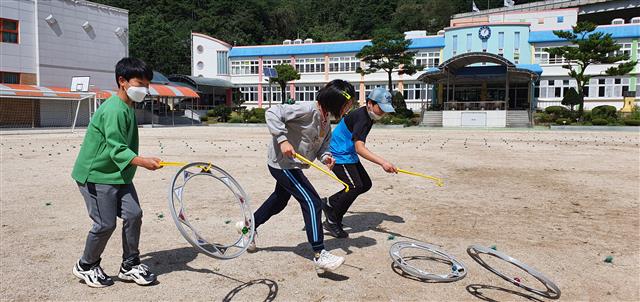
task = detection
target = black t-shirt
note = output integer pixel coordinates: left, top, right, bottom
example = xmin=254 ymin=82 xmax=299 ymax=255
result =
xmin=344 ymin=106 xmax=373 ymax=143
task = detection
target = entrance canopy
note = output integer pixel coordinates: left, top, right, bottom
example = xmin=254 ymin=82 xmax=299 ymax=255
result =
xmin=418 ymin=52 xmax=541 ymax=84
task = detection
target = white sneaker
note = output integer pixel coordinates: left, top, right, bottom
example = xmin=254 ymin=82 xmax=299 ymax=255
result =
xmin=314 ymin=249 xmax=345 ymax=274
xmin=235 ymin=221 xmax=257 ymax=253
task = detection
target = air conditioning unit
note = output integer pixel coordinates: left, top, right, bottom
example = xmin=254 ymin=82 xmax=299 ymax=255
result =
xmin=283 ymin=39 xmax=292 ymax=45
xmin=45 ymin=14 xmax=57 ymax=25
xmin=81 ymin=21 xmax=92 ymax=31
xmin=293 ymin=39 xmax=303 ymax=45
xmin=114 ymin=27 xmax=127 ymax=38
xmin=304 ymin=38 xmax=313 ymax=44
xmin=612 ymin=18 xmax=624 ymax=25
xmin=631 ymin=17 xmax=640 ymax=24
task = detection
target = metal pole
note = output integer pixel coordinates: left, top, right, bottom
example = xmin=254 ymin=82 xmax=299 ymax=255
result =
xmin=172 ymin=98 xmax=175 ymax=127
xmin=71 ymin=97 xmax=83 ymax=133
xmin=151 ymin=97 xmax=153 ymax=128
xmin=32 ymin=99 xmax=35 ymax=128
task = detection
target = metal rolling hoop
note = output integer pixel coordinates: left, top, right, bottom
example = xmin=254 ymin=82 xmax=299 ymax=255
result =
xmin=168 ymin=162 xmax=255 ymax=259
xmin=467 ymin=245 xmax=561 ymax=299
xmin=390 ymin=241 xmax=467 ymax=282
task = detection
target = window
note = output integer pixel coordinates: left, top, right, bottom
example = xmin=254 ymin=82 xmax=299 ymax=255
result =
xmin=608 ymin=43 xmax=632 ymax=60
xmin=538 ymin=79 xmax=576 ymax=99
xmin=262 ymin=85 xmax=282 ymax=104
xmin=295 ymin=57 xmax=325 ymax=74
xmin=482 ymin=40 xmax=487 ymax=52
xmin=0 ymin=71 xmax=19 ymax=84
xmin=466 ymin=34 xmax=472 ymax=52
xmin=230 ymin=60 xmax=259 ymax=75
xmin=295 ymin=85 xmax=321 ymax=101
xmin=452 ymin=35 xmax=458 ymax=55
xmin=263 ymin=58 xmax=291 ymax=71
xmin=329 ymin=56 xmax=359 ymax=73
xmin=0 ymin=18 xmax=19 ymax=43
xmin=238 ymin=86 xmax=259 ymax=102
xmin=414 ymin=52 xmax=440 ymax=68
xmin=403 ymin=83 xmax=424 ymax=100
xmin=557 ymin=16 xmax=564 ymax=23
xmin=534 ymin=47 xmax=569 ymax=65
xmin=365 ymin=83 xmax=397 ymax=97
xmin=588 ymin=77 xmax=630 ymax=98
xmin=498 ymin=32 xmax=504 ymax=55
xmin=514 ymin=32 xmax=520 ymax=51
xmin=216 ymin=51 xmax=228 ymax=75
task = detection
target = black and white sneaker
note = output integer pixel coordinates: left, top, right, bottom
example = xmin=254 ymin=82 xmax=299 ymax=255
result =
xmin=118 ymin=263 xmax=157 ymax=286
xmin=321 ymin=198 xmax=339 ymax=225
xmin=73 ymin=260 xmax=114 ymax=288
xmin=323 ymin=220 xmax=348 ymax=238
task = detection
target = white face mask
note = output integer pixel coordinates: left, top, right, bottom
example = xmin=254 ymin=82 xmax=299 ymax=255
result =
xmin=367 ymin=103 xmax=383 ymax=120
xmin=126 ymin=85 xmax=148 ymax=103
xmin=368 ymin=110 xmax=383 ymax=120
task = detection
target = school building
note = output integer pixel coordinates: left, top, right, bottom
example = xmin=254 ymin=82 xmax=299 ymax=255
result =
xmin=193 ymin=0 xmax=639 ymax=127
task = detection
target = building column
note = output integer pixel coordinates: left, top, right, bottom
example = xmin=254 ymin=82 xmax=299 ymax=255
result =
xmin=505 ymin=69 xmax=509 ymax=110
xmin=289 ymin=56 xmax=296 ymax=100
xmin=258 ymin=57 xmax=264 ymax=108
xmin=324 ymin=54 xmax=329 ymax=82
xmin=226 ymin=88 xmax=232 ymax=106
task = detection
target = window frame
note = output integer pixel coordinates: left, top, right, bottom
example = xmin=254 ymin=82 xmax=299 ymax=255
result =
xmin=0 ymin=18 xmax=19 ymax=44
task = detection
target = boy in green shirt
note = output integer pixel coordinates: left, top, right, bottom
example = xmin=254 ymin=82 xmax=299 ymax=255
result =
xmin=71 ymin=58 xmax=161 ymax=288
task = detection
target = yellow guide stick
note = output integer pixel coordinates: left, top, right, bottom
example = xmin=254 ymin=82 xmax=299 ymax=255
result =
xmin=397 ymin=169 xmax=444 ymax=187
xmin=159 ymin=161 xmax=188 ymax=167
xmin=159 ymin=161 xmax=212 ymax=172
xmin=294 ymin=153 xmax=350 ymax=192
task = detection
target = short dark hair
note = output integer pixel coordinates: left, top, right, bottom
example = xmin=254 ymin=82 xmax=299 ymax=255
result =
xmin=316 ymin=79 xmax=355 ymax=117
xmin=115 ymin=57 xmax=153 ymax=87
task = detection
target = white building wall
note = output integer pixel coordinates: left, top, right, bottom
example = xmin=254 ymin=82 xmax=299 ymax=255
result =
xmin=489 ymin=8 xmax=577 ymax=31
xmin=36 ymin=0 xmax=128 ymax=89
xmin=0 ymin=0 xmax=37 ymax=75
xmin=192 ymin=33 xmax=231 ymax=81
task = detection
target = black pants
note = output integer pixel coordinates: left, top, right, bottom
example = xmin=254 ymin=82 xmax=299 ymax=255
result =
xmin=328 ymin=162 xmax=372 ymax=224
xmin=254 ymin=166 xmax=324 ymax=252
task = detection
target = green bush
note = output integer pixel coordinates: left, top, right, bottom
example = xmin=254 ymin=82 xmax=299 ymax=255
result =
xmin=199 ymin=116 xmax=208 ymax=122
xmin=211 ymin=105 xmax=233 ymax=122
xmin=242 ymin=108 xmax=266 ymax=123
xmin=545 ymin=106 xmax=570 ymax=117
xmin=591 ymin=105 xmax=617 ymax=120
xmin=247 ymin=116 xmax=263 ymax=123
xmin=591 ymin=118 xmax=608 ymax=126
xmin=228 ymin=116 xmax=243 ymax=123
xmin=629 ymin=105 xmax=640 ymax=120
xmin=624 ymin=119 xmax=640 ymax=126
xmin=534 ymin=112 xmax=552 ymax=124
xmin=379 ymin=114 xmax=409 ymax=125
xmin=555 ymin=118 xmax=572 ymax=125
xmin=581 ymin=110 xmax=592 ymax=121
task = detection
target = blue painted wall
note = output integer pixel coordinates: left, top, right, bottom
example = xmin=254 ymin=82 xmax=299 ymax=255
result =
xmin=443 ymin=24 xmax=531 ymax=64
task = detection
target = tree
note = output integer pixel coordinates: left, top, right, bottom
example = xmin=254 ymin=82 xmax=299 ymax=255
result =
xmin=547 ymin=22 xmax=636 ymax=115
xmin=355 ymin=31 xmax=423 ymax=107
xmin=270 ymin=64 xmax=300 ymax=103
xmin=231 ymin=89 xmax=245 ymax=112
xmin=561 ymin=87 xmax=581 ymax=112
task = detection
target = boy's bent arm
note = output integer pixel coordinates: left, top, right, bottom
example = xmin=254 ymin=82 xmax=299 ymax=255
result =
xmin=355 ymin=140 xmax=384 ymax=165
xmin=104 ymin=111 xmax=137 ymax=171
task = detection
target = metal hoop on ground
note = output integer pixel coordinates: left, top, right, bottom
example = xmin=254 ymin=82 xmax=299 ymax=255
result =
xmin=168 ymin=162 xmax=255 ymax=259
xmin=389 ymin=241 xmax=467 ymax=282
xmin=467 ymin=245 xmax=561 ymax=299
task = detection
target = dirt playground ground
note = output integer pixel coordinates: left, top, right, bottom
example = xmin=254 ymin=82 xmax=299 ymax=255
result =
xmin=1 ymin=126 xmax=639 ymax=301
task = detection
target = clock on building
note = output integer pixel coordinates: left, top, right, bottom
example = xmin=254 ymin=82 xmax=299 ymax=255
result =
xmin=478 ymin=26 xmax=491 ymax=40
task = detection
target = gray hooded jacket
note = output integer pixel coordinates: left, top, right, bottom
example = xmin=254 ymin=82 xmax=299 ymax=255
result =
xmin=266 ymin=101 xmax=332 ymax=169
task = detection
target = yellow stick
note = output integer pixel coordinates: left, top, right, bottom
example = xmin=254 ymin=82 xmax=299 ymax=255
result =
xmin=159 ymin=161 xmax=188 ymax=167
xmin=397 ymin=169 xmax=444 ymax=187
xmin=294 ymin=153 xmax=350 ymax=192
xmin=160 ymin=161 xmax=212 ymax=172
